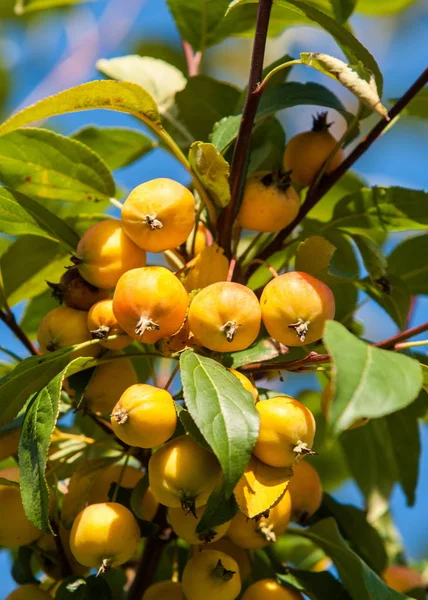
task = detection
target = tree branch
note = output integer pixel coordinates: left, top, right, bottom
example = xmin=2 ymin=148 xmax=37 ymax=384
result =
xmin=218 ymin=0 xmax=273 ymax=256
xmin=182 ymin=40 xmax=201 ymax=77
xmin=257 ymin=66 xmax=428 ymax=262
xmin=374 ymin=320 xmax=428 ymax=350
xmin=0 ymin=309 xmax=39 ymax=356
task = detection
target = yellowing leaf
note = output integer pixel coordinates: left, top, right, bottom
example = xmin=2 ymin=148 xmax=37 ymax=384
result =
xmin=295 ymin=235 xmax=336 ymax=276
xmin=234 ymin=455 xmax=292 ymax=518
xmin=300 ymin=53 xmax=388 ymax=119
xmin=182 ymin=243 xmax=229 ymax=291
xmin=0 ymin=80 xmax=161 ymax=138
xmin=189 ymin=142 xmax=231 ymax=207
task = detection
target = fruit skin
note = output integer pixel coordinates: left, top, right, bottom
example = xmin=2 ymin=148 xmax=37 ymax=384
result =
xmin=6 ymin=584 xmax=52 ymax=600
xmin=383 ymin=565 xmax=424 ymax=593
xmin=227 ymin=491 xmax=292 ymax=550
xmin=113 ymin=266 xmax=189 ymax=344
xmin=207 ymin=538 xmax=251 ymax=581
xmin=111 ymin=383 xmax=177 ymax=448
xmin=230 ymin=369 xmax=258 ymax=403
xmin=47 ymin=267 xmax=109 ymax=311
xmin=237 ymin=171 xmax=300 ymax=233
xmin=168 ymin=504 xmax=231 ymax=545
xmin=253 ymin=397 xmax=316 ymax=468
xmin=288 ymin=460 xmax=322 ymax=524
xmin=149 ymin=435 xmax=221 ymax=513
xmin=37 ymin=306 xmax=100 ymax=358
xmin=241 ymin=579 xmax=304 ymax=599
xmin=142 ymin=581 xmax=186 ymax=600
xmin=283 ymin=113 xmax=344 ymax=187
xmin=83 ymin=357 xmax=138 ymax=415
xmin=121 ymin=178 xmax=195 ymax=252
xmin=260 ymin=271 xmax=335 ymax=346
xmin=188 ymin=282 xmax=261 ymax=352
xmin=87 ymin=465 xmax=158 ymax=521
xmin=87 ymin=299 xmax=132 ymax=350
xmin=0 ymin=467 xmax=42 ymax=547
xmin=182 ymin=549 xmax=241 ymax=600
xmin=321 ymin=380 xmax=369 ymax=429
xmin=70 ymin=502 xmax=140 ymax=569
xmin=74 ymin=219 xmax=146 ymax=289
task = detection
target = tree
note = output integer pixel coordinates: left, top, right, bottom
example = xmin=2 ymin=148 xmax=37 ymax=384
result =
xmin=0 ymin=0 xmax=427 ymax=598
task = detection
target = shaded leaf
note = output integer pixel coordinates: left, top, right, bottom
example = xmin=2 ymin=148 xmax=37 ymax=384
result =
xmin=54 ymin=575 xmax=112 ymax=599
xmin=18 ymin=374 xmax=63 ymax=532
xmin=388 ymin=234 xmax=428 ymax=295
xmin=234 ymin=455 xmax=292 ymax=518
xmin=324 ymin=320 xmax=423 ymax=434
xmin=20 ymin=290 xmax=58 ymax=340
xmin=72 ymin=126 xmax=156 ymax=171
xmin=357 ymin=0 xmax=419 ymax=15
xmin=352 ymin=233 xmax=388 ymax=284
xmin=220 ymin=335 xmax=304 ymax=369
xmin=360 ymin=275 xmax=411 ymax=329
xmin=11 ymin=546 xmax=38 ymax=585
xmin=196 ymin=484 xmax=238 ymax=533
xmin=247 ymin=118 xmax=286 ymax=174
xmin=189 ymin=142 xmax=231 ymax=207
xmin=278 ymin=568 xmax=351 ymax=600
xmin=0 ymin=128 xmax=115 ymax=205
xmin=180 ymin=350 xmax=259 ymax=496
xmin=295 ymin=235 xmax=336 ymax=276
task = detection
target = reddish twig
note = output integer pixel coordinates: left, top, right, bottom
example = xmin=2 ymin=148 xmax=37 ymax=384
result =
xmin=374 ymin=320 xmax=428 ymax=350
xmin=218 ymin=0 xmax=273 ymax=256
xmin=0 ymin=309 xmax=39 ymax=356
xmin=257 ymin=67 xmax=428 ymax=262
xmin=182 ymin=40 xmax=202 ymax=77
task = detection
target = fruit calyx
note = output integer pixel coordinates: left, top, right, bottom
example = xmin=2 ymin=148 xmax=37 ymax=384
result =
xmin=198 ymin=529 xmax=217 ymax=544
xmin=261 ymin=168 xmax=293 ymax=193
xmin=220 ymin=320 xmax=239 ymax=342
xmin=46 ymin=280 xmax=65 ymax=303
xmin=180 ymin=494 xmax=198 ymax=518
xmin=111 ymin=407 xmax=128 ymax=425
xmin=288 ymin=318 xmax=310 ymax=343
xmin=293 ymin=440 xmax=317 ymax=459
xmin=90 ymin=325 xmax=111 ymax=340
xmin=143 ymin=213 xmax=163 ymax=231
xmin=212 ymin=559 xmax=236 ymax=582
xmin=69 ymin=255 xmax=83 ymax=266
xmin=46 ymin=340 xmax=59 ymax=352
xmin=257 ymin=522 xmax=277 ymax=543
xmin=135 ymin=316 xmax=160 ymax=337
xmin=312 ymin=111 xmax=332 ymax=132
xmin=97 ymin=557 xmax=111 ymax=577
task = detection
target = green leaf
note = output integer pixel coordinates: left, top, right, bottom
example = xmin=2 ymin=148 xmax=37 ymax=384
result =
xmin=326 ymin=187 xmax=428 ymax=234
xmin=212 ymin=82 xmax=353 ymax=153
xmin=0 ymin=349 xmax=99 ymax=427
xmin=0 ymin=187 xmax=79 ymax=249
xmin=392 ymin=88 xmax=428 ymax=120
xmin=20 ymin=290 xmax=58 ymax=340
xmin=318 ymin=494 xmax=387 ymax=573
xmin=357 ymin=0 xmax=419 ymax=15
xmin=278 ymin=568 xmax=351 ymax=600
xmin=180 ymin=350 xmax=259 ymax=497
xmin=72 ymin=126 xmax=156 ymax=171
xmin=360 ymin=275 xmax=411 ymax=329
xmin=331 ymin=0 xmax=356 ymax=21
xmin=196 ymin=484 xmax=238 ymax=532
xmin=0 ymin=128 xmax=115 ymax=205
xmin=55 ymin=575 xmax=113 ymax=599
xmin=175 ymin=404 xmax=211 ymax=451
xmin=247 ymin=118 xmax=286 ymax=174
xmin=228 ymin=0 xmax=382 ymax=90
xmin=388 ymin=234 xmax=428 ymax=295
xmin=14 ymin=0 xmax=97 ymax=14
xmin=324 ymin=231 xmax=359 ymax=279
xmin=295 ymin=235 xmax=336 ymax=276
xmin=97 ymin=55 xmax=187 ymax=115
xmin=177 ymin=75 xmax=241 ymax=143
xmin=323 ymin=320 xmax=423 ymax=434
xmin=0 ymin=80 xmax=161 ymax=137
xmin=309 ymin=171 xmax=366 ymax=222
xmin=219 ymin=335 xmax=305 ymax=369
xmin=1 ymin=236 xmax=69 ymax=306
xmin=189 ymin=142 xmax=231 ymax=207
xmin=18 ymin=374 xmax=62 ymax=532
xmin=352 ymin=233 xmax=388 ymax=283
xmin=11 ymin=546 xmax=38 ymax=585
xmin=298 ymin=518 xmax=409 ymax=600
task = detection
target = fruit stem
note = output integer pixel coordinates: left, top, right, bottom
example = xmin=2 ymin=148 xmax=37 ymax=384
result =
xmin=143 ymin=213 xmax=163 ymax=230
xmin=97 ymin=558 xmax=111 ymax=577
xmin=293 ymin=440 xmax=317 ymax=458
xmin=221 ymin=320 xmax=239 ymax=342
xmin=135 ymin=316 xmax=160 ymax=337
xmin=288 ymin=318 xmax=310 ymax=343
xmin=90 ymin=325 xmax=111 ymax=340
xmin=212 ymin=559 xmax=236 ymax=582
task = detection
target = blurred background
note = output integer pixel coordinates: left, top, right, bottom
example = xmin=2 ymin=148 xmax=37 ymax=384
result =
xmin=0 ymin=0 xmax=427 ymax=594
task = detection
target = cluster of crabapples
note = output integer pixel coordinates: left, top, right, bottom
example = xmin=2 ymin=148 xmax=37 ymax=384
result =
xmin=2 ymin=114 xmax=390 ymax=600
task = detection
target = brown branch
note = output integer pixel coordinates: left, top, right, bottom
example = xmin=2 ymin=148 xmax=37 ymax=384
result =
xmin=241 ymin=351 xmax=331 ymax=373
xmin=127 ymin=505 xmax=176 ymax=599
xmin=0 ymin=309 xmax=39 ymax=356
xmin=218 ymin=0 xmax=273 ymax=256
xmin=257 ymin=66 xmax=428 ymax=262
xmin=374 ymin=320 xmax=428 ymax=350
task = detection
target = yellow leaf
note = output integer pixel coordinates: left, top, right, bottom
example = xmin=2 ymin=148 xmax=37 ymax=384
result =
xmin=0 ymin=80 xmax=161 ymax=137
xmin=234 ymin=455 xmax=292 ymax=519
xmin=182 ymin=243 xmax=229 ymax=292
xmin=295 ymin=235 xmax=336 ymax=276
